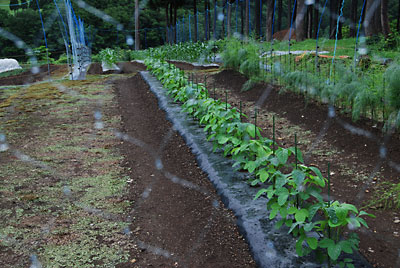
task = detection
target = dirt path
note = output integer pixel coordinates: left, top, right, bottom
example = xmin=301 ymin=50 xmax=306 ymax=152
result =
xmin=114 ymin=73 xmax=256 ymax=267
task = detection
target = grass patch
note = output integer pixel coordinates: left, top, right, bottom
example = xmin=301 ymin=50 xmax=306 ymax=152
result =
xmin=0 ymin=72 xmax=133 ymax=267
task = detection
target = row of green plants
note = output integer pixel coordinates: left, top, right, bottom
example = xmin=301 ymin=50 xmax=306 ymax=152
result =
xmin=94 ymin=41 xmax=225 ymax=65
xmin=221 ymin=37 xmax=400 ymax=131
xmin=144 ymin=57 xmax=374 ymax=268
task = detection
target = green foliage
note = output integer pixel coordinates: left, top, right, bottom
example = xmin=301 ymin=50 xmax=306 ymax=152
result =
xmin=144 ymin=57 xmax=375 ymax=267
xmin=366 ymin=182 xmax=400 ymax=209
xmin=385 ymin=63 xmax=400 ymax=110
xmin=221 ymin=37 xmax=265 ymax=91
xmin=98 ymin=48 xmax=126 ymax=66
xmin=145 ymin=41 xmax=223 ymax=63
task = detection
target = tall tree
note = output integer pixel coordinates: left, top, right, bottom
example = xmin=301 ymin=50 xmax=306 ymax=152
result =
xmin=194 ymin=0 xmax=198 ymax=42
xmin=398 ymin=0 xmax=400 ymax=32
xmin=265 ymin=0 xmax=274 ymax=41
xmin=241 ymin=0 xmax=244 ymax=35
xmin=313 ymin=0 xmax=319 ymax=39
xmin=364 ymin=0 xmax=381 ymax=36
xmin=295 ymin=0 xmax=306 ymax=41
xmin=277 ymin=0 xmax=282 ymax=31
xmin=306 ymin=4 xmax=313 ymax=38
xmin=244 ymin=0 xmax=249 ymax=37
xmin=380 ymin=0 xmax=390 ymax=37
xmin=204 ymin=0 xmax=208 ymax=40
xmin=255 ymin=0 xmax=261 ymax=38
xmin=329 ymin=0 xmax=337 ymax=38
xmin=349 ymin=0 xmax=358 ymax=37
xmin=212 ymin=0 xmax=216 ymax=39
xmin=287 ymin=0 xmax=292 ymax=29
xmin=135 ymin=0 xmax=140 ymax=50
xmin=227 ymin=0 xmax=232 ymax=38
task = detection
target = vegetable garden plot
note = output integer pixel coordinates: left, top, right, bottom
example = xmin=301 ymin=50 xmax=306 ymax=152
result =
xmin=170 ymin=60 xmax=400 ymax=268
xmin=1 ymin=0 xmax=400 ymax=267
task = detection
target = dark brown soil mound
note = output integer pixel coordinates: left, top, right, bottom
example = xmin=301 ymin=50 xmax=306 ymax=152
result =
xmin=115 ymin=73 xmax=256 ymax=267
xmin=273 ymin=28 xmax=296 ymax=41
xmin=0 ymin=64 xmax=67 ymax=86
xmin=87 ymin=61 xmax=145 ymax=75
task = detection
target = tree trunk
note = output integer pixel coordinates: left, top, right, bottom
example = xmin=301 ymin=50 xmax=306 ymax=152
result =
xmin=213 ymin=0 xmax=216 ymax=39
xmin=380 ymin=0 xmax=390 ymax=37
xmin=364 ymin=0 xmax=381 ymax=36
xmin=255 ymin=0 xmax=261 ymax=38
xmin=222 ymin=3 xmax=226 ymax=38
xmin=313 ymin=0 xmax=319 ymax=38
xmin=278 ymin=0 xmax=282 ymax=31
xmin=227 ymin=1 xmax=232 ymax=38
xmin=397 ymin=0 xmax=400 ymax=32
xmin=174 ymin=0 xmax=177 ymax=43
xmin=337 ymin=0 xmax=343 ymax=39
xmin=204 ymin=0 xmax=208 ymax=40
xmin=165 ymin=4 xmax=169 ymax=44
xmin=288 ymin=0 xmax=292 ymax=29
xmin=245 ymin=0 xmax=249 ymax=38
xmin=295 ymin=0 xmax=306 ymax=41
xmin=194 ymin=0 xmax=198 ymax=42
xmin=329 ymin=0 xmax=337 ymax=38
xmin=241 ymin=0 xmax=244 ymax=35
xmin=374 ymin=0 xmax=382 ymax=33
xmin=307 ymin=5 xmax=313 ymax=38
xmin=349 ymin=0 xmax=357 ymax=37
xmin=265 ymin=0 xmax=274 ymax=41
xmin=135 ymin=0 xmax=140 ymax=50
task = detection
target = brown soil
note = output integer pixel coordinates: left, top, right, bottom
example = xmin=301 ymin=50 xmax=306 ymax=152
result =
xmin=0 ymin=64 xmax=67 ymax=86
xmin=167 ymin=60 xmax=220 ymax=71
xmin=273 ymin=29 xmax=296 ymax=41
xmin=185 ymin=67 xmax=399 ymax=268
xmin=114 ymin=73 xmax=256 ymax=267
xmin=87 ymin=61 xmax=146 ymax=75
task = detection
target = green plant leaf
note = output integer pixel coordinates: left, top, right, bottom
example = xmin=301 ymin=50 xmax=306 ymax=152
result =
xmin=277 ymin=187 xmax=289 ymax=206
xmin=359 ymin=210 xmax=376 ymax=218
xmin=244 ymin=161 xmax=257 ymax=173
xmin=257 ymin=169 xmax=269 ymax=183
xmin=246 ymin=124 xmax=256 ymax=138
xmin=288 ymin=206 xmax=297 ymax=215
xmin=254 ymin=188 xmax=268 ymax=200
xmin=296 ymin=238 xmax=305 ymax=256
xmin=339 ymin=241 xmax=354 ymax=254
xmin=295 ymin=209 xmax=309 ymax=223
xmin=217 ymin=134 xmax=230 ymax=145
xmin=306 ymin=237 xmax=318 ymax=250
xmin=328 ymin=242 xmax=342 ymax=261
xmin=319 ymin=238 xmax=334 ymax=249
xmin=275 ymin=173 xmax=287 ymax=188
xmin=276 ymin=149 xmax=289 ymax=165
xmin=292 ymin=170 xmax=306 ymax=186
xmin=309 ymin=166 xmax=326 ymax=187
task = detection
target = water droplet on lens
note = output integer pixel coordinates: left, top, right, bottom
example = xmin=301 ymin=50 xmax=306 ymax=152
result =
xmin=126 ymin=36 xmax=134 ymax=46
xmin=0 ymin=143 xmax=9 ymax=152
xmin=94 ymin=111 xmax=102 ymax=120
xmin=328 ymin=106 xmax=335 ymax=118
xmin=31 ymin=67 xmax=39 ymax=74
xmin=155 ymin=159 xmax=163 ymax=170
xmin=94 ymin=121 xmax=104 ymax=129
